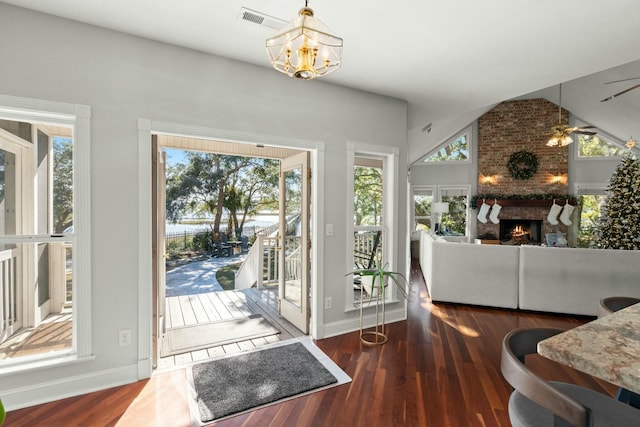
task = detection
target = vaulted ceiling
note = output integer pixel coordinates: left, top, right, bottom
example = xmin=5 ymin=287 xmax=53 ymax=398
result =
xmin=3 ymin=0 xmax=640 ymax=158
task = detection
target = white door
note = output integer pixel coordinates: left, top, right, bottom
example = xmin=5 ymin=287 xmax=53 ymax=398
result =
xmin=151 ymin=136 xmax=166 ymax=366
xmin=278 ymin=151 xmax=310 ymax=333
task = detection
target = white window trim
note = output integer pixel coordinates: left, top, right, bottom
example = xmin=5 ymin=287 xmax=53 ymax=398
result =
xmin=0 ymin=94 xmax=93 ymax=374
xmin=345 ymin=141 xmax=400 ymax=311
xmin=421 ymin=126 xmax=473 ymax=165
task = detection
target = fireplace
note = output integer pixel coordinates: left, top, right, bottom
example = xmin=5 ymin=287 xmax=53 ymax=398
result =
xmin=499 ymin=219 xmax=542 ymax=245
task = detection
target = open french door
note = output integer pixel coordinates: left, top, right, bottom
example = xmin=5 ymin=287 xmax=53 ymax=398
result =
xmin=151 ymin=135 xmax=166 ymax=367
xmin=278 ymin=151 xmax=310 ymax=334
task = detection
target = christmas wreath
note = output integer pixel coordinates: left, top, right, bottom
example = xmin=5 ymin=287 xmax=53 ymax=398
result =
xmin=507 ymin=150 xmax=538 ymax=180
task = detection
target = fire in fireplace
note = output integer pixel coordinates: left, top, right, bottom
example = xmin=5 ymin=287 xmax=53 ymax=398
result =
xmin=499 ymin=219 xmax=542 ymax=245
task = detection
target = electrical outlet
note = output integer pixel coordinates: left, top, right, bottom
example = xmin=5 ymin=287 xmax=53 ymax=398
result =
xmin=118 ymin=329 xmax=132 ymax=347
xmin=324 ymin=297 xmax=332 ymax=310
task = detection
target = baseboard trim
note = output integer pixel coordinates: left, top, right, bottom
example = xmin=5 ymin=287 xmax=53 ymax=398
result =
xmin=2 ymin=363 xmax=139 ymax=411
xmin=322 ymin=307 xmax=406 ymax=339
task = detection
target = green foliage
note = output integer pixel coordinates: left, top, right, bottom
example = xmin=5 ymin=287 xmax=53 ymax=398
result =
xmin=578 ymin=135 xmax=626 ymax=157
xmin=597 ymin=151 xmax=640 ymax=249
xmin=0 ymin=397 xmax=4 ymax=426
xmin=425 ymin=134 xmax=469 ymax=162
xmin=440 ymin=195 xmax=467 ymax=235
xmin=507 ymin=150 xmax=538 ymax=180
xmin=53 ymin=138 xmax=74 ymax=233
xmin=576 ymin=195 xmax=606 ymax=248
xmin=165 ymin=152 xmax=279 ymax=237
xmin=216 ymin=262 xmax=242 ymax=291
xmin=354 ymin=166 xmax=383 ymax=226
xmin=347 ymin=263 xmax=410 ymax=303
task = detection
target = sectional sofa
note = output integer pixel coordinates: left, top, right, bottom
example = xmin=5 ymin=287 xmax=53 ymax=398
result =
xmin=418 ymin=231 xmax=640 ymax=316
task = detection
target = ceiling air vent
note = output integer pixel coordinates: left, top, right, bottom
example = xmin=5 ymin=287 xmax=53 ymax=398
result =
xmin=239 ymin=7 xmax=286 ymax=30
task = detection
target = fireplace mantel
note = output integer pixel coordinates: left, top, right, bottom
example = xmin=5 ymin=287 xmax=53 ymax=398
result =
xmin=474 ymin=199 xmax=576 ymax=208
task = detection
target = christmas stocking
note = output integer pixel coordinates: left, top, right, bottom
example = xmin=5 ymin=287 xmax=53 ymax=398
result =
xmin=559 ymin=202 xmax=575 ymax=226
xmin=547 ymin=200 xmax=562 ymax=225
xmin=489 ymin=201 xmax=502 ymax=224
xmin=477 ymin=200 xmax=490 ymax=223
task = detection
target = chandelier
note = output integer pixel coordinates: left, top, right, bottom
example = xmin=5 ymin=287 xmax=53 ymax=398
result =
xmin=265 ymin=1 xmax=342 ymax=80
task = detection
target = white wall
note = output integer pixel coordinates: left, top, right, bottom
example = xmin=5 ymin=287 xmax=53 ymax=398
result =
xmin=0 ymin=4 xmax=409 ymax=408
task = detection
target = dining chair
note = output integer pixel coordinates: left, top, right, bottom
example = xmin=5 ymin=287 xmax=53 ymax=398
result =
xmin=501 ymin=327 xmax=640 ymax=426
xmin=598 ymin=296 xmax=640 ymax=408
xmin=598 ymin=296 xmax=640 ymax=319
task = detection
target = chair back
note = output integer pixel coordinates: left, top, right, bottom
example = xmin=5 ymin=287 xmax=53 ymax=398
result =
xmin=598 ymin=296 xmax=640 ymax=318
xmin=501 ymin=328 xmax=592 ymax=427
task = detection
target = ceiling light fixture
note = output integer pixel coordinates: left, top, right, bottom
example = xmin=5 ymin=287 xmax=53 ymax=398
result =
xmin=546 ymin=84 xmax=597 ymax=147
xmin=626 ymin=137 xmax=636 ymax=149
xmin=265 ymin=1 xmax=342 ymax=80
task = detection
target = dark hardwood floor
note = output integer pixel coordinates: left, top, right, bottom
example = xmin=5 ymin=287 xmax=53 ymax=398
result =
xmin=5 ymin=261 xmax=615 ymax=426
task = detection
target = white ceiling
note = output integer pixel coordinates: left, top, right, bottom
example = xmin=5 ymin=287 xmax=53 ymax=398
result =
xmin=3 ymin=0 xmax=640 ymax=145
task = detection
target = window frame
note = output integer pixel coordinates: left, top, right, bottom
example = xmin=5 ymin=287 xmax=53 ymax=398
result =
xmin=345 ymin=141 xmax=400 ymax=311
xmin=0 ymin=94 xmax=92 ymax=374
xmin=412 ymin=185 xmax=435 ymax=232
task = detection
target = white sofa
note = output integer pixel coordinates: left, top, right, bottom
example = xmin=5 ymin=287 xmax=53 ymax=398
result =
xmin=519 ymin=246 xmax=640 ymax=316
xmin=418 ymin=231 xmax=640 ymax=316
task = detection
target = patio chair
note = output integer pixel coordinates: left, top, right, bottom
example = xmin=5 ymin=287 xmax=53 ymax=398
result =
xmin=501 ymin=327 xmax=640 ymax=426
xmin=240 ymin=235 xmax=249 ymax=252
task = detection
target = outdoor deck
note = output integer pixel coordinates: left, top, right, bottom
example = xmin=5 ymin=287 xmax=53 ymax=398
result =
xmin=158 ymin=287 xmax=304 ymax=370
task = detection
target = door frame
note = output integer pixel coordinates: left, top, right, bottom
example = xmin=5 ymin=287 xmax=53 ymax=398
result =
xmin=139 ymin=119 xmax=326 ymax=376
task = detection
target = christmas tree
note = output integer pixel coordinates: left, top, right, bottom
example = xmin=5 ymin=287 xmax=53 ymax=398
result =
xmin=597 ymin=141 xmax=640 ymax=250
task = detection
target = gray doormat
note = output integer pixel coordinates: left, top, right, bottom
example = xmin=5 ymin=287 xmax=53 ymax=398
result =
xmin=189 ymin=342 xmax=338 ymax=423
xmin=161 ymin=314 xmax=279 ymax=357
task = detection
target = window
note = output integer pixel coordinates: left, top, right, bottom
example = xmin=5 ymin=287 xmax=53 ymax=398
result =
xmin=346 ymin=143 xmax=399 ymax=309
xmin=577 ymin=127 xmax=626 ymax=158
xmin=0 ymin=96 xmax=91 ymax=370
xmin=575 ymin=187 xmax=607 ymax=248
xmin=413 ymin=187 xmax=434 ymax=231
xmin=423 ymin=127 xmax=471 ymax=163
xmin=438 ymin=187 xmax=469 ymax=236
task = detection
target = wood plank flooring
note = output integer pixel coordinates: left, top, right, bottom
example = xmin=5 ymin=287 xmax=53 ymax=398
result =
xmin=159 ymin=288 xmax=303 ymax=369
xmin=4 ymin=261 xmax=617 ymax=426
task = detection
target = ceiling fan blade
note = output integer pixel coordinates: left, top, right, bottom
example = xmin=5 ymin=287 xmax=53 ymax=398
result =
xmin=572 ymin=130 xmax=597 ymax=135
xmin=577 ymin=125 xmax=596 ymax=129
xmin=604 ymin=77 xmax=640 ymax=85
xmin=601 ymin=83 xmax=640 ymax=102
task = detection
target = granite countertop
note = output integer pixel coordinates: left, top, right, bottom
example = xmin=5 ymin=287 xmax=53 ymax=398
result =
xmin=538 ymin=303 xmax=640 ymax=394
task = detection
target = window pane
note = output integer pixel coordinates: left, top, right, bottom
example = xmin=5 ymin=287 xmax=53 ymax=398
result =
xmin=414 ymin=194 xmax=432 ymax=231
xmin=53 ymin=137 xmax=74 ymax=233
xmin=440 ymin=195 xmax=467 ymax=235
xmin=424 ymin=134 xmax=469 ymax=162
xmin=0 ymin=149 xmax=17 ymax=236
xmin=576 ymin=195 xmax=606 ymax=248
xmin=578 ymin=135 xmax=625 ymax=157
xmin=0 ymin=241 xmax=73 ymax=360
xmin=354 ymin=165 xmax=383 ymax=226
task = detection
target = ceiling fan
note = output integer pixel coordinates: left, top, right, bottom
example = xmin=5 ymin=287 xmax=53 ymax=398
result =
xmin=600 ymin=77 xmax=640 ymax=102
xmin=546 ymin=84 xmax=596 ymax=147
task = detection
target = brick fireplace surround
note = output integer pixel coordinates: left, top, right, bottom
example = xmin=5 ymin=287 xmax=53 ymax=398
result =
xmin=476 ymin=98 xmax=570 ymax=240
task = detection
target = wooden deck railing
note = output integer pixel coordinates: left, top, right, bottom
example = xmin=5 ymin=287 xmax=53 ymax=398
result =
xmin=0 ymin=247 xmax=19 ymax=344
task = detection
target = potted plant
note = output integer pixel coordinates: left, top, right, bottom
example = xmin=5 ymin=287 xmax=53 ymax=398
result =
xmin=347 ymin=263 xmax=410 ymax=345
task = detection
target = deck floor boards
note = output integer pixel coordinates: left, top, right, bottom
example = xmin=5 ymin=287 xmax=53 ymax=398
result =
xmin=158 ymin=288 xmax=303 ymax=370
